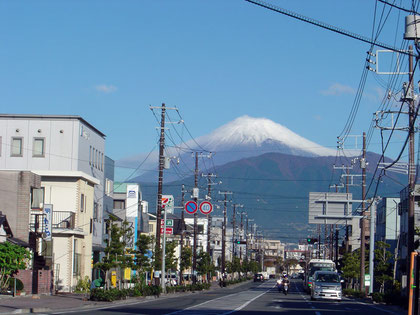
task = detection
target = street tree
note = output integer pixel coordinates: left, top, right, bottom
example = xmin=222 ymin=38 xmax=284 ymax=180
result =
xmin=0 ymin=242 xmax=31 ymax=290
xmin=374 ymin=241 xmax=393 ymax=293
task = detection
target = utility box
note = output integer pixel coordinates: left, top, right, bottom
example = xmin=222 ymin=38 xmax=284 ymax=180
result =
xmin=404 ymin=15 xmax=420 ymax=40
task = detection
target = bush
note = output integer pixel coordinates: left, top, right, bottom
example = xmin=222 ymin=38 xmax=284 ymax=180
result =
xmin=75 ymin=276 xmax=90 ymax=293
xmin=372 ymin=292 xmax=384 ymax=303
xmin=7 ymin=278 xmax=24 ymax=291
xmin=384 ymin=286 xmax=402 ymax=305
xmin=342 ymin=288 xmax=365 ymax=298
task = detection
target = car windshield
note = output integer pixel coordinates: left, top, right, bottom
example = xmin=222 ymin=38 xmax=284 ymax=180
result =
xmin=316 ymin=273 xmax=340 ymax=283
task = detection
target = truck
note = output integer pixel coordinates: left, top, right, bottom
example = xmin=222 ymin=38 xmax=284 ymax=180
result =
xmin=266 ymin=267 xmax=276 ymax=279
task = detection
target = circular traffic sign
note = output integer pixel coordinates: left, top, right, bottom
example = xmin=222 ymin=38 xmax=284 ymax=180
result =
xmin=199 ymin=201 xmax=213 ymax=215
xmin=185 ymin=200 xmax=198 ymax=214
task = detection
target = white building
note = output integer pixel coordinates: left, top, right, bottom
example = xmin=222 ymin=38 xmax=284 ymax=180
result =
xmin=0 ymin=114 xmax=107 ymax=291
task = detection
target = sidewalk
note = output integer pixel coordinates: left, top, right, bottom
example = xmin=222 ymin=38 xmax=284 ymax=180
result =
xmin=0 ymin=280 xmax=252 ymax=314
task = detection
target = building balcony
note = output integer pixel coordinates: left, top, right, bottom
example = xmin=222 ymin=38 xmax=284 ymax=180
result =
xmin=30 ymin=211 xmax=84 ymax=236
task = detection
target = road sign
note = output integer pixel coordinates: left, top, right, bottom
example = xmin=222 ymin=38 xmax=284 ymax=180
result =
xmin=365 ymin=274 xmax=371 ymax=286
xmin=161 ymin=219 xmax=173 ymax=227
xmin=185 ymin=200 xmax=198 ymax=214
xmin=160 ymin=227 xmax=173 ymax=235
xmin=199 ymin=201 xmax=213 ymax=215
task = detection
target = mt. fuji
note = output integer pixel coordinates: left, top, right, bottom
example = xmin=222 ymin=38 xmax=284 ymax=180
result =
xmin=118 ymin=115 xmax=337 ymax=181
xmin=189 ymin=115 xmax=336 ymax=161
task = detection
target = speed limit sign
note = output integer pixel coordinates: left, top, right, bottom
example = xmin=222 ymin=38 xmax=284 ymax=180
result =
xmin=199 ymin=201 xmax=213 ymax=215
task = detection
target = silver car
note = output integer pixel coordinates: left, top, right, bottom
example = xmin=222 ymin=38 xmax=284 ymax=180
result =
xmin=310 ymin=270 xmax=342 ymax=301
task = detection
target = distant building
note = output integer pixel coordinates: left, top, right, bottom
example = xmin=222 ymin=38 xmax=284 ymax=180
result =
xmin=376 ymin=197 xmax=400 ymax=253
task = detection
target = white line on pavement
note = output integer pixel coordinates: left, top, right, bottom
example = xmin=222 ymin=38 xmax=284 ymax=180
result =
xmin=357 ymin=302 xmax=404 ymax=315
xmin=165 ymin=291 xmax=242 ymax=315
xmin=221 ymin=285 xmax=275 ymax=315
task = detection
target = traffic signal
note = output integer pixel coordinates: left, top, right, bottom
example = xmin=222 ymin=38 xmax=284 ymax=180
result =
xmin=307 ymin=238 xmax=318 ymax=244
xmin=235 ymin=240 xmax=247 ymax=244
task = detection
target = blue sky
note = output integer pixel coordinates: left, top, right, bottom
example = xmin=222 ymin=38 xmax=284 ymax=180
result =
xmin=0 ymin=0 xmax=414 ymax=178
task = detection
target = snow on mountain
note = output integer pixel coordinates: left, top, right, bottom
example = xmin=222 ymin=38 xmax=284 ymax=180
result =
xmin=117 ymin=115 xmax=337 ymax=181
xmin=184 ymin=115 xmax=336 ymax=157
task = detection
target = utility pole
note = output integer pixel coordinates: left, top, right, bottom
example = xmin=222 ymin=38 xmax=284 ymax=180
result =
xmin=179 ymin=184 xmax=185 ymax=285
xmin=317 ymin=224 xmax=321 ymax=259
xmin=232 ymin=204 xmax=243 ymax=258
xmin=369 ymin=199 xmax=377 ymax=295
xmin=232 ymin=204 xmax=236 ymax=258
xmin=246 ymin=216 xmax=249 ymax=261
xmin=192 ymin=152 xmax=199 ymax=284
xmin=219 ymin=191 xmax=232 ymax=277
xmin=407 ymin=44 xmax=416 ymax=283
xmin=202 ymin=173 xmax=217 ymax=256
xmin=360 ymin=132 xmax=367 ymax=293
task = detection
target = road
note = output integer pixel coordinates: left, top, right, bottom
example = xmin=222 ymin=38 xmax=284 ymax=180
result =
xmin=52 ymin=279 xmax=405 ymax=315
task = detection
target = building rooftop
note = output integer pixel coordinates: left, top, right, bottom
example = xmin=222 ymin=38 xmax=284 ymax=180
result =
xmin=0 ymin=114 xmax=106 ymax=138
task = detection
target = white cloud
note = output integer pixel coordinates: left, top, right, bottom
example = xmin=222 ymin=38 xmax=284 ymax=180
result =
xmin=95 ymin=84 xmax=117 ymax=93
xmin=320 ymin=83 xmax=355 ymax=96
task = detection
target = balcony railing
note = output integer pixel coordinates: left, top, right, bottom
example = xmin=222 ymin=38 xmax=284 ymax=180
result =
xmin=30 ymin=211 xmax=76 ymax=233
xmin=53 ymin=211 xmax=76 ymax=229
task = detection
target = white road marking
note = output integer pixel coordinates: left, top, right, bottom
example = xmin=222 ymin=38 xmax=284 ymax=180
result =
xmin=222 ymin=285 xmax=274 ymax=315
xmin=357 ymin=301 xmax=404 ymax=315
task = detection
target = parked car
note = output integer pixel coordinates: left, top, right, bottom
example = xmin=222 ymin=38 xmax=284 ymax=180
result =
xmin=254 ymin=273 xmax=264 ymax=282
xmin=310 ymin=271 xmax=342 ymax=301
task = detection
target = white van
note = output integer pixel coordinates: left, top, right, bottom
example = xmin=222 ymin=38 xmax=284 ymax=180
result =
xmin=310 ymin=271 xmax=342 ymax=301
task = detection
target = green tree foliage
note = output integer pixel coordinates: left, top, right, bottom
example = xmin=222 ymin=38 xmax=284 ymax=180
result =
xmin=374 ymin=241 xmax=393 ymax=293
xmin=180 ymin=246 xmax=192 ymax=274
xmin=134 ymin=234 xmax=152 ymax=273
xmin=342 ymin=250 xmax=361 ymax=289
xmin=0 ymin=242 xmax=31 ymax=290
xmin=196 ymin=252 xmax=214 ymax=281
xmin=164 ymin=241 xmax=177 ymax=272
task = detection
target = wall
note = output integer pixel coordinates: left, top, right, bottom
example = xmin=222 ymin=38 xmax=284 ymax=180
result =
xmin=15 ymin=269 xmax=53 ymax=295
xmin=0 ymin=171 xmax=41 ymax=242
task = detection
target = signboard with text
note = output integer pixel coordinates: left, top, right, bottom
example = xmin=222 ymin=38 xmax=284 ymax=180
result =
xmin=43 ymin=204 xmax=53 ymax=241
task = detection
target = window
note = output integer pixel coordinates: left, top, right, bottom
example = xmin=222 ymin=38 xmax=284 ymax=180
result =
xmin=113 ymin=200 xmax=125 ymax=210
xmin=73 ymin=240 xmax=81 ymax=276
xmin=33 ymin=138 xmax=45 ymax=157
xmin=89 ymin=146 xmax=92 ymax=165
xmin=31 ymin=187 xmax=44 ymax=210
xmin=93 ymin=202 xmax=98 ymax=220
xmin=11 ymin=137 xmax=23 ymax=156
xmin=80 ymin=194 xmax=85 ymax=212
xmin=149 ymin=224 xmax=154 ymax=233
xmin=105 ymin=179 xmax=113 ymax=196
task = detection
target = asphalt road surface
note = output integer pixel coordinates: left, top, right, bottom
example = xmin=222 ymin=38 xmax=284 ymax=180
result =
xmin=52 ymin=279 xmax=405 ymax=315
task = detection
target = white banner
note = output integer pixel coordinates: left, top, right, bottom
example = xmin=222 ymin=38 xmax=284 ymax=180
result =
xmin=43 ymin=204 xmax=53 ymax=241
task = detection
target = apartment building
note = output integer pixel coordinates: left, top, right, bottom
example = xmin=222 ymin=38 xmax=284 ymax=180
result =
xmin=0 ymin=114 xmax=107 ymax=291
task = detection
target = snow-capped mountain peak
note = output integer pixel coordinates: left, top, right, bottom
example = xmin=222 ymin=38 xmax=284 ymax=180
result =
xmin=192 ymin=115 xmax=336 ymax=157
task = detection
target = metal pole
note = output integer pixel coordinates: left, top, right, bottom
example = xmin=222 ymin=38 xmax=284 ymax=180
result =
xmin=192 ymin=152 xmax=198 ymax=284
xmin=232 ymin=204 xmax=236 ymax=258
xmin=360 ymin=132 xmax=367 ymax=293
xmin=179 ymin=185 xmax=185 ymax=285
xmin=161 ymin=206 xmax=167 ymax=293
xmin=222 ymin=194 xmax=227 ymax=275
xmin=369 ymin=199 xmax=376 ymax=295
xmin=408 ymin=45 xmax=416 ymax=287
xmin=207 ymin=174 xmax=212 ymax=256
xmin=155 ymin=103 xmax=166 ymax=265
